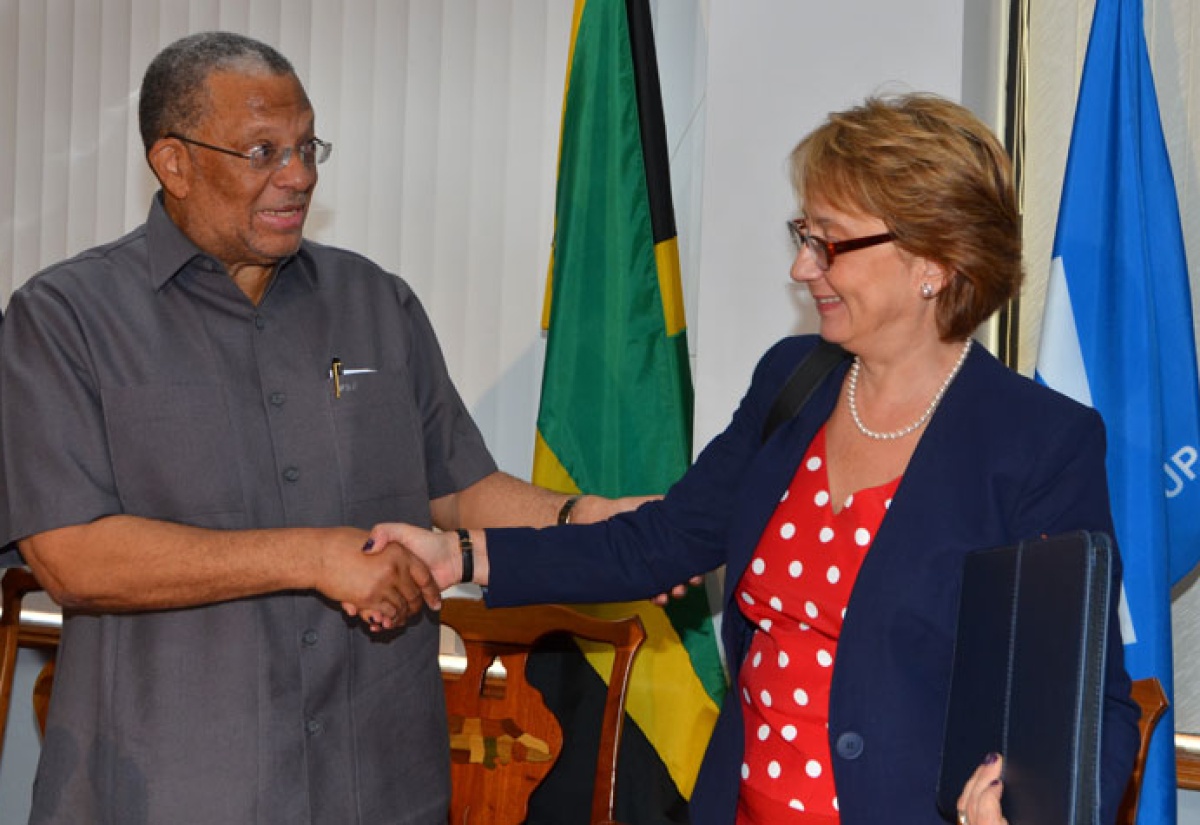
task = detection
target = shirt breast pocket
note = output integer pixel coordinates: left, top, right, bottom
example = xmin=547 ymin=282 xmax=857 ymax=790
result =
xmin=102 ymin=383 xmax=245 ymax=526
xmin=329 ymin=370 xmax=429 ymax=524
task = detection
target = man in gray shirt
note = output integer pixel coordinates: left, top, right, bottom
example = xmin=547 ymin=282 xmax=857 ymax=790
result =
xmin=0 ymin=31 xmax=619 ymax=824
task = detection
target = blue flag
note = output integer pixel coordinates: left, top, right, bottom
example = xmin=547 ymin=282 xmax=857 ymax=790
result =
xmin=1035 ymin=0 xmax=1200 ymax=822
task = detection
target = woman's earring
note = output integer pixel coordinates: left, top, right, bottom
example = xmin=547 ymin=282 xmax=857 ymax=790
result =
xmin=920 ymin=282 xmax=935 ymax=299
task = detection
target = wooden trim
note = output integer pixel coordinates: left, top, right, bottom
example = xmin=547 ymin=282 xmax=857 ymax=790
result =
xmin=16 ymin=623 xmax=59 ymax=652
xmin=1179 ymin=743 xmax=1200 ymax=792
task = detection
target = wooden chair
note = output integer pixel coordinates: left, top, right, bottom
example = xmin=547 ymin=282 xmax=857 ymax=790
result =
xmin=0 ymin=567 xmax=56 ymax=767
xmin=439 ymin=598 xmax=646 ymax=825
xmin=1116 ymin=677 xmax=1169 ymax=825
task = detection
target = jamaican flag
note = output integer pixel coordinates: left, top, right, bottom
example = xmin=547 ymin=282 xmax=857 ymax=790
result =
xmin=525 ymin=0 xmax=725 ymax=822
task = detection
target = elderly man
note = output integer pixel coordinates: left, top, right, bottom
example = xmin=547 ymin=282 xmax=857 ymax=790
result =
xmin=0 ymin=31 xmax=615 ymax=824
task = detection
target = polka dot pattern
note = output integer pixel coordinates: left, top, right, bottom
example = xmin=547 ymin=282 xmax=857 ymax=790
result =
xmin=734 ymin=425 xmax=901 ymax=822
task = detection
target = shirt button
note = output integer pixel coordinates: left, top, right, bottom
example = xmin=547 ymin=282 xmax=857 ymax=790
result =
xmin=269 ymin=391 xmax=287 ymax=407
xmin=254 ymin=315 xmax=266 ymax=330
xmin=301 ymin=629 xmax=318 ymax=646
xmin=282 ymin=466 xmax=301 ymax=483
xmin=305 ymin=718 xmax=323 ymax=736
xmin=836 ymin=731 xmax=864 ymax=760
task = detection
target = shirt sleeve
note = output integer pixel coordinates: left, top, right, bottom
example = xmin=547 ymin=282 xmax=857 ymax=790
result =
xmin=398 ymin=287 xmax=497 ymax=500
xmin=0 ymin=276 xmax=123 ymax=544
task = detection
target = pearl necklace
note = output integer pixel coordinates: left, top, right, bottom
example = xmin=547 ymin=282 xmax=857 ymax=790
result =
xmin=847 ymin=339 xmax=972 ymax=440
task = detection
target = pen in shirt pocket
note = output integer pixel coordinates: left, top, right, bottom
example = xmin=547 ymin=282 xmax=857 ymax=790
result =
xmin=328 ymin=358 xmax=378 ymax=398
xmin=330 ymin=357 xmax=343 ymax=399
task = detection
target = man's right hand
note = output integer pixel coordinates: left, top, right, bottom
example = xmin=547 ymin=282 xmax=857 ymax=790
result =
xmin=327 ymin=533 xmax=443 ymax=630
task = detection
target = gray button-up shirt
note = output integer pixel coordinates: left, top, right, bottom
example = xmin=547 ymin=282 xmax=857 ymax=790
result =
xmin=0 ymin=197 xmax=497 ymax=824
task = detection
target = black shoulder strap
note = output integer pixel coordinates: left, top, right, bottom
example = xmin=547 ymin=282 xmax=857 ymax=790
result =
xmin=761 ymin=339 xmax=851 ymax=444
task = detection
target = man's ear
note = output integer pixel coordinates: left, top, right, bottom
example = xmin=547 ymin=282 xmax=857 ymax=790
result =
xmin=147 ymin=138 xmax=191 ymax=199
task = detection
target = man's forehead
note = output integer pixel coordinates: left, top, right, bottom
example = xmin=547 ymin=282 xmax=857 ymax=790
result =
xmin=201 ymin=70 xmax=313 ymax=121
xmin=205 ymin=67 xmax=302 ymax=91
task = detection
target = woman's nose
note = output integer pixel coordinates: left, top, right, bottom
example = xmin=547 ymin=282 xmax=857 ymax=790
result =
xmin=790 ymin=246 xmax=822 ymax=283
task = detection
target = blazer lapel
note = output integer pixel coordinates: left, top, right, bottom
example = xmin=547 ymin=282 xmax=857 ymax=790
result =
xmin=722 ymin=362 xmax=847 ymax=612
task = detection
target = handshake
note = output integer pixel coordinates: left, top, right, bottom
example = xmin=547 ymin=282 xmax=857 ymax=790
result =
xmin=326 ymin=492 xmax=665 ymax=630
xmin=334 ymin=522 xmax=465 ymax=633
xmin=331 ymin=494 xmax=693 ymax=632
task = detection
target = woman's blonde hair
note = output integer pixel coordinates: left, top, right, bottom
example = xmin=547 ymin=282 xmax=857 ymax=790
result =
xmin=790 ymin=93 xmax=1022 ymax=340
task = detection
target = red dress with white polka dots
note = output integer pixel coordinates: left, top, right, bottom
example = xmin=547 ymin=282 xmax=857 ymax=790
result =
xmin=734 ymin=425 xmax=901 ymax=823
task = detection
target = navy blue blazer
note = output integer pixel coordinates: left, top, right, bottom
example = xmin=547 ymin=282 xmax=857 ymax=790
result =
xmin=487 ymin=335 xmax=1140 ymax=825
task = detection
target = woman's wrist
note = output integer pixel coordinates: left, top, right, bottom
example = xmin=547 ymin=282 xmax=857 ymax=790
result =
xmin=456 ymin=529 xmax=474 ymax=584
xmin=448 ymin=528 xmax=488 ymax=587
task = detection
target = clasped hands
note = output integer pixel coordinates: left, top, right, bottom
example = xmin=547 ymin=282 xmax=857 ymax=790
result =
xmin=333 ymin=520 xmax=700 ymax=631
xmin=330 ymin=525 xmax=452 ymax=632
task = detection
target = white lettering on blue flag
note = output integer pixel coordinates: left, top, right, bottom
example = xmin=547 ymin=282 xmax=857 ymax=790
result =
xmin=1165 ymin=444 xmax=1198 ymax=498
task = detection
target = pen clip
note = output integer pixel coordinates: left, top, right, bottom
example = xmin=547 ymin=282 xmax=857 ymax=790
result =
xmin=331 ymin=357 xmax=343 ymax=399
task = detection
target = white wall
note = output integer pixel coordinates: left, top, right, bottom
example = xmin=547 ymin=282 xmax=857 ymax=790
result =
xmin=692 ymin=1 xmax=974 ymax=448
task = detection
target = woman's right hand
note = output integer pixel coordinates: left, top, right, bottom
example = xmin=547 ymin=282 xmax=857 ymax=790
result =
xmin=366 ymin=523 xmax=465 ymax=591
xmin=956 ymin=753 xmax=1006 ymax=825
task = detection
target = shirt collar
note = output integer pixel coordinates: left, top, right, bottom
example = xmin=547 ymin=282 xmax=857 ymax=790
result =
xmin=143 ymin=192 xmax=317 ymax=292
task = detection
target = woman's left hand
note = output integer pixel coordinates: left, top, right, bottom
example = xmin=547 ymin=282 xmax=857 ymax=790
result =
xmin=956 ymin=753 xmax=1006 ymax=825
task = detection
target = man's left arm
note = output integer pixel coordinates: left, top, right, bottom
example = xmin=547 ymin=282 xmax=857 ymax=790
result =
xmin=429 ymin=470 xmax=653 ymax=530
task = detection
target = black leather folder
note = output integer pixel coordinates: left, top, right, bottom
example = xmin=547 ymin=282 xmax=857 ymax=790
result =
xmin=936 ymin=530 xmax=1113 ymax=825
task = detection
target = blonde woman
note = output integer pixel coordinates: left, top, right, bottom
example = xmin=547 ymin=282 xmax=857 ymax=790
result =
xmin=372 ymin=94 xmax=1139 ymax=825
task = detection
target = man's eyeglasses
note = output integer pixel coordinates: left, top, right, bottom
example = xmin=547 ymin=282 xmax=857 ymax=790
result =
xmin=167 ymin=133 xmax=333 ymax=171
xmin=786 ymin=218 xmax=894 ymax=272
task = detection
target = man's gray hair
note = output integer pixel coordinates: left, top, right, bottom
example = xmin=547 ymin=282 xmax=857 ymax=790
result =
xmin=138 ymin=31 xmax=295 ymax=153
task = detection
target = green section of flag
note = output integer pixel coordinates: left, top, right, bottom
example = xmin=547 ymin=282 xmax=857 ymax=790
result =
xmin=533 ymin=0 xmax=726 ymax=803
xmin=538 ymin=8 xmax=692 ymax=496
